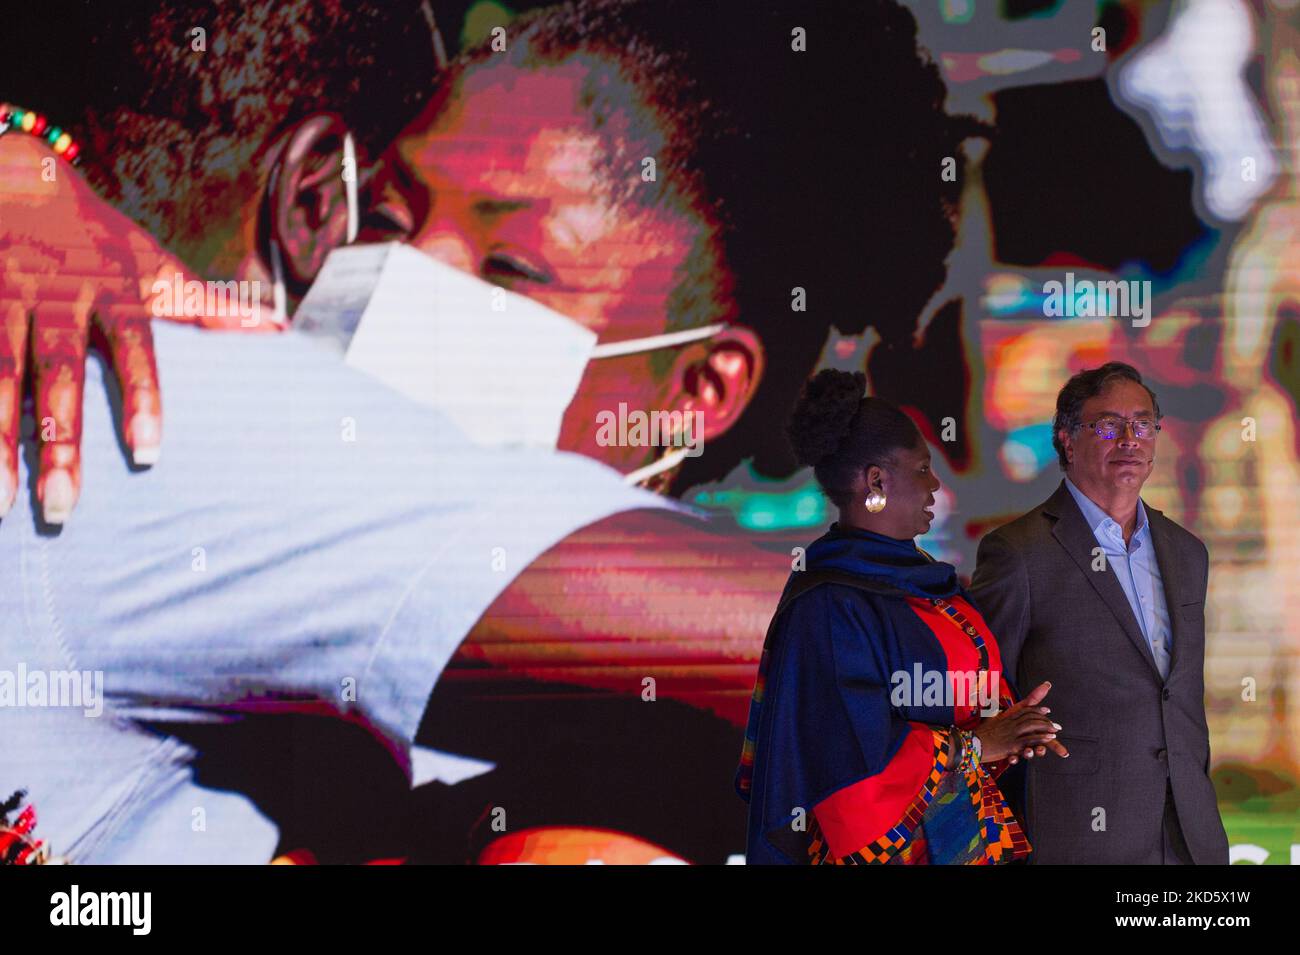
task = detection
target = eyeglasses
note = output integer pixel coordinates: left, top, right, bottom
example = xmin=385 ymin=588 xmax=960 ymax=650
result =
xmin=1077 ymin=415 xmax=1161 ymax=440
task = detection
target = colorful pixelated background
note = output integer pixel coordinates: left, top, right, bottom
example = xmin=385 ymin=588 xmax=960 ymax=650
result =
xmin=5 ymin=0 xmax=1297 ymax=864
xmin=401 ymin=0 xmax=1300 ymax=864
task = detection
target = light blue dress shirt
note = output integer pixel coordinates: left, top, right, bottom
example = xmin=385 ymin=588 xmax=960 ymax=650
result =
xmin=1063 ymin=477 xmax=1173 ymax=680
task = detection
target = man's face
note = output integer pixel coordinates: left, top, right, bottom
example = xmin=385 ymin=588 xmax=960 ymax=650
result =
xmin=1060 ymin=379 xmax=1158 ymax=495
xmin=372 ymin=59 xmax=723 ymax=469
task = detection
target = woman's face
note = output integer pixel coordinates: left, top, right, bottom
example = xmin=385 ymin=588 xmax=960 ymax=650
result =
xmin=869 ymin=442 xmax=942 ymax=540
xmin=367 ymin=58 xmax=758 ymax=474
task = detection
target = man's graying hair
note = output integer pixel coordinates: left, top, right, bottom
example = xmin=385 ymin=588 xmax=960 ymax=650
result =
xmin=1052 ymin=362 xmax=1163 ymax=470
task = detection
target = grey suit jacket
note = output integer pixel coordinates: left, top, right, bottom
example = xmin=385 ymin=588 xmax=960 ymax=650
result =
xmin=969 ymin=479 xmax=1229 ymax=864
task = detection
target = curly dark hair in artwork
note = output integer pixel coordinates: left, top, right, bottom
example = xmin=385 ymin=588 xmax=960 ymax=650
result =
xmin=450 ymin=0 xmax=982 ymax=491
xmin=2 ymin=0 xmax=440 ymax=249
xmin=788 ymin=370 xmax=922 ymax=509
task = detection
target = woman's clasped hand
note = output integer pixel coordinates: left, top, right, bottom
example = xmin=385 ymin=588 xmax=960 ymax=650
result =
xmin=973 ymin=680 xmax=1071 ymax=765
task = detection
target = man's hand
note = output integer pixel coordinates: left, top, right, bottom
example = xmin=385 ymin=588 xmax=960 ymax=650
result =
xmin=0 ymin=134 xmax=252 ymax=523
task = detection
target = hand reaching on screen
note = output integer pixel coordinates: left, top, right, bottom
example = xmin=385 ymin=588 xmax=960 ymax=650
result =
xmin=0 ymin=132 xmax=266 ymax=523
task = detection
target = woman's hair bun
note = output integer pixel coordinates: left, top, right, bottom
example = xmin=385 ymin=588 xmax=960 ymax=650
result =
xmin=786 ymin=369 xmax=866 ymax=468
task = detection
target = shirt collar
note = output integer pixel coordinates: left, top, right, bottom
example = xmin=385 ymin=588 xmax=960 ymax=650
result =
xmin=1063 ymin=476 xmax=1148 ymax=543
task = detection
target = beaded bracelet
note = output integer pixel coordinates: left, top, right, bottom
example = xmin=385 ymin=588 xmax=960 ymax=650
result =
xmin=0 ymin=103 xmax=81 ymax=162
xmin=955 ymin=727 xmax=981 ymax=774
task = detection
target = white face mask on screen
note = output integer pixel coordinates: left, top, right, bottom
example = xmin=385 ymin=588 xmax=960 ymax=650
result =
xmin=293 ymin=241 xmax=724 ymax=483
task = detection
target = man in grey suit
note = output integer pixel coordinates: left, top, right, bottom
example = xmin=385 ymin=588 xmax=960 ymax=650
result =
xmin=970 ymin=362 xmax=1229 ymax=864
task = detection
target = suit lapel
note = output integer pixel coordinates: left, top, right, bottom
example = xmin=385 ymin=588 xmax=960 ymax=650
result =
xmin=1146 ymin=506 xmax=1189 ymax=678
xmin=1044 ymin=480 xmax=1162 ymax=680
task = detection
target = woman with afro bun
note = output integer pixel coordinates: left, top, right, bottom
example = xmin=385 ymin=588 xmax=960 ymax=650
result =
xmin=736 ymin=370 xmax=1063 ymax=864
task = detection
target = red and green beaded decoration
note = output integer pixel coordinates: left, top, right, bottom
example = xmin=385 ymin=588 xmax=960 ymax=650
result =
xmin=0 ymin=104 xmax=81 ymax=162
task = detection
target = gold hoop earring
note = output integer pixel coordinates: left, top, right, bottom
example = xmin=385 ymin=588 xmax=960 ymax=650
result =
xmin=865 ymin=491 xmax=887 ymax=513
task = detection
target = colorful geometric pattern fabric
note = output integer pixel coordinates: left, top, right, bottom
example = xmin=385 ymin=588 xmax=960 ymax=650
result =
xmin=933 ymin=597 xmax=992 ymax=670
xmin=736 ymin=523 xmax=1032 ymax=864
xmin=923 ymin=595 xmax=1021 ymax=781
xmin=804 ymin=592 xmax=1032 ymax=866
xmin=808 ymin=726 xmax=952 ymax=864
xmin=972 ymin=757 xmax=1032 ymax=863
xmin=735 ymin=644 xmax=768 ymax=801
xmin=930 ymin=597 xmax=1018 ymax=717
xmin=808 ymin=725 xmax=1030 ymax=865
